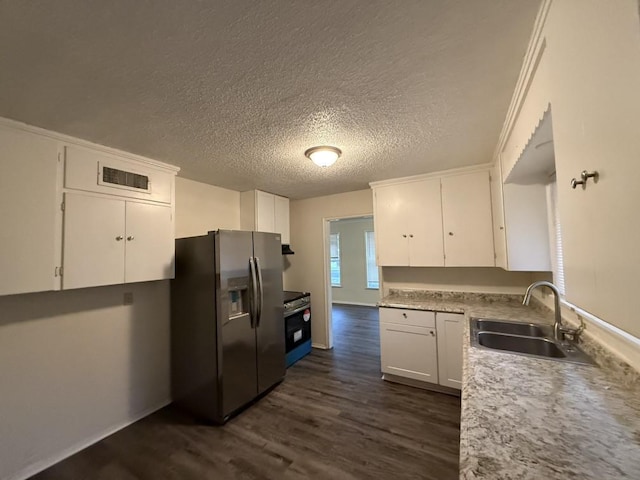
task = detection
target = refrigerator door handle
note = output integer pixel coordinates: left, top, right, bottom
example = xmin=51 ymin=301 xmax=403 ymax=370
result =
xmin=249 ymin=256 xmax=258 ymax=328
xmin=255 ymin=256 xmax=264 ymax=327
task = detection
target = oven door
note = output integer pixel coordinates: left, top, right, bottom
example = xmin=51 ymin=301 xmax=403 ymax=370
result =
xmin=285 ymin=304 xmax=311 ymax=353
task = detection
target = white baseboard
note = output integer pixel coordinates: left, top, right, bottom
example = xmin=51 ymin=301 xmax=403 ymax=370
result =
xmin=10 ymin=398 xmax=171 ymax=480
xmin=312 ymin=342 xmax=329 ymax=350
xmin=332 ymin=300 xmax=377 ymax=307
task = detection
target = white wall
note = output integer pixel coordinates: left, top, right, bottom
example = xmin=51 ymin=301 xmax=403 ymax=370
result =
xmin=284 ymin=190 xmax=374 ymax=348
xmin=0 ymin=281 xmax=170 ymax=480
xmin=330 ymin=217 xmax=379 ymax=306
xmin=175 ymin=177 xmax=240 ymax=237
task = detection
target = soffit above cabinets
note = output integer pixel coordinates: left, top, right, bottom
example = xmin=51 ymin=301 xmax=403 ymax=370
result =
xmin=504 ymin=108 xmax=555 ymax=185
xmin=0 ymin=0 xmax=542 ymax=199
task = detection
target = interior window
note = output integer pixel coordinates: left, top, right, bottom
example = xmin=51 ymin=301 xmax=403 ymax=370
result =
xmin=365 ymin=230 xmax=379 ymax=289
xmin=330 ymin=233 xmax=341 ymax=287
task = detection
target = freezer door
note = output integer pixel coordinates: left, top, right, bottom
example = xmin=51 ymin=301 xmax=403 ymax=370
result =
xmin=252 ymin=232 xmax=286 ymax=394
xmin=217 ymin=230 xmax=258 ymax=417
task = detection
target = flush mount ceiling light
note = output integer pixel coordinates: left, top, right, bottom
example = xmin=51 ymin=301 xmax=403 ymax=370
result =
xmin=305 ymin=146 xmax=342 ymax=167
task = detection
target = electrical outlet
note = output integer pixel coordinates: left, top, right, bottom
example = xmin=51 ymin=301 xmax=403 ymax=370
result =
xmin=123 ymin=292 xmax=134 ymax=305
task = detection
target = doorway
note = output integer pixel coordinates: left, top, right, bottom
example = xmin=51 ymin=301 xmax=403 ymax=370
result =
xmin=323 ymin=215 xmax=380 ymax=350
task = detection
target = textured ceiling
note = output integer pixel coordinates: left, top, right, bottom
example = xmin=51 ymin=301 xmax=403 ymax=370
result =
xmin=0 ymin=0 xmax=541 ymax=199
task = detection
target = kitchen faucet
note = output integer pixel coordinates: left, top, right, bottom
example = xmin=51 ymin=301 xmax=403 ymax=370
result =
xmin=522 ymin=280 xmax=582 ymax=342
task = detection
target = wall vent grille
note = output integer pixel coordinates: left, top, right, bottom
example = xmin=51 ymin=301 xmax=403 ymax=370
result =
xmin=102 ymin=167 xmax=149 ymax=190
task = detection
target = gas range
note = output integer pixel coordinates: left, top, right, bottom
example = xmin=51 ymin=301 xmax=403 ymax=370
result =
xmin=283 ymin=291 xmax=312 ymax=367
xmin=284 ymin=290 xmax=309 ymax=303
xmin=284 ymin=290 xmax=310 ymax=314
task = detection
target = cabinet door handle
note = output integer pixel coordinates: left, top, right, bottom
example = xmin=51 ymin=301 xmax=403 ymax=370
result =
xmin=402 ymin=313 xmax=407 ymax=318
xmin=448 ymin=232 xmax=454 ymax=236
xmin=115 ymin=236 xmax=124 ymax=241
xmin=127 ymin=236 xmax=135 ymax=241
xmin=570 ymin=178 xmax=585 ymax=189
xmin=402 ymin=234 xmax=407 ymax=238
xmin=409 ymin=234 xmax=414 ymax=238
xmin=581 ymin=170 xmax=599 ymax=183
xmin=430 ymin=330 xmax=435 ymax=336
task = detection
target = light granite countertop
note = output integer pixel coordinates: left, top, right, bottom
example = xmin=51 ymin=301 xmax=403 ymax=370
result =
xmin=379 ymin=290 xmax=640 ymax=480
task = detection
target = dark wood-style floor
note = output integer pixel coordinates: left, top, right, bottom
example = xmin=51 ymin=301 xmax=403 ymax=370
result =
xmin=32 ymin=305 xmax=461 ymax=480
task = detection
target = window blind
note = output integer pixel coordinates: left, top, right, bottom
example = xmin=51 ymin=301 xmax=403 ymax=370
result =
xmin=330 ymin=233 xmax=341 ymax=287
xmin=546 ymin=180 xmax=566 ymax=295
xmin=365 ymin=231 xmax=379 ymax=289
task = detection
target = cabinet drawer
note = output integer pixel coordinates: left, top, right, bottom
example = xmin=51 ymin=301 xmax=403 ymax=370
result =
xmin=65 ymin=145 xmax=172 ymax=204
xmin=379 ymin=307 xmax=435 ymax=328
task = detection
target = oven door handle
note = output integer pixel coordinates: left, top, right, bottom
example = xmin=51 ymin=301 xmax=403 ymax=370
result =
xmin=284 ymin=304 xmax=310 ymax=318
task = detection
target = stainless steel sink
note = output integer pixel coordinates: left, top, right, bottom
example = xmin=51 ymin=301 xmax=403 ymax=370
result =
xmin=477 ymin=332 xmax=565 ymax=358
xmin=474 ymin=318 xmax=550 ymax=338
xmin=470 ymin=318 xmax=595 ymax=365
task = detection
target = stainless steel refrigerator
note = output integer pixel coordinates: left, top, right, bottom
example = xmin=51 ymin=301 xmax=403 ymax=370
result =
xmin=170 ymin=230 xmax=285 ymax=424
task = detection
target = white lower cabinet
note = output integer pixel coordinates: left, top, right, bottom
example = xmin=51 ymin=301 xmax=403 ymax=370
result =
xmin=436 ymin=312 xmax=464 ymax=389
xmin=379 ymin=308 xmax=438 ymax=383
xmin=63 ymin=192 xmax=174 ymax=289
xmin=379 ymin=307 xmax=463 ymax=391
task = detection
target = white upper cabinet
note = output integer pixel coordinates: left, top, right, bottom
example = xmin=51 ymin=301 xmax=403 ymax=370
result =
xmin=65 ymin=145 xmax=173 ymax=204
xmin=501 ymin=182 xmax=551 ymax=271
xmin=0 ymin=124 xmax=62 ymax=295
xmin=373 ymin=183 xmax=410 ymax=266
xmin=0 ymin=118 xmax=178 ymax=295
xmin=373 ymin=168 xmax=495 ymax=268
xmin=490 ymin=163 xmax=508 ymax=271
xmin=63 ymin=194 xmax=175 ymax=289
xmin=62 ymin=189 xmax=175 ymax=290
xmin=240 ymin=190 xmax=290 ymax=244
xmin=63 ymin=193 xmax=126 ymax=289
xmin=491 ymin=0 xmax=640 ymax=337
xmin=491 ymin=161 xmax=552 ymax=272
xmin=441 ymin=171 xmax=495 ymax=267
xmin=492 ymin=37 xmax=553 ymax=273
xmin=545 ymin=0 xmax=640 ymax=337
xmin=373 ymin=179 xmax=444 ymax=267
xmin=61 ymin=139 xmax=178 ymax=290
xmin=405 ymin=180 xmax=444 ymax=266
xmin=124 ymin=201 xmax=174 ymax=284
xmin=255 ymin=190 xmax=276 ymax=233
xmin=273 ymin=195 xmax=290 ymax=245
xmin=62 ymin=191 xmax=175 ymax=288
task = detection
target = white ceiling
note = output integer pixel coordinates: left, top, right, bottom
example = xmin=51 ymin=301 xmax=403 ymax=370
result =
xmin=0 ymin=0 xmax=541 ymax=199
